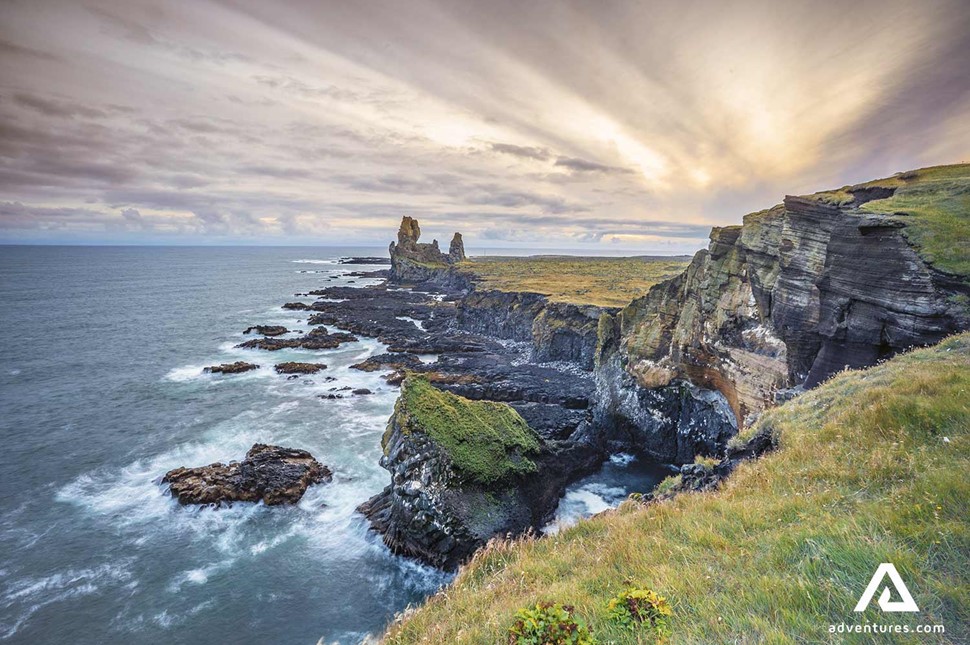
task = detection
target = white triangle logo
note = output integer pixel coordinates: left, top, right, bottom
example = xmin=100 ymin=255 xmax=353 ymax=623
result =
xmin=854 ymin=563 xmax=919 ymax=613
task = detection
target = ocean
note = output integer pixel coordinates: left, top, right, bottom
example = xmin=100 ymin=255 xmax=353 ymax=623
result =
xmin=0 ymin=246 xmax=664 ymax=644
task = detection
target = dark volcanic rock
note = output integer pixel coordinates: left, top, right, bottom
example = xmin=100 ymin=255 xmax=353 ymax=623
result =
xmin=204 ymin=361 xmax=259 ymax=374
xmin=350 ymin=353 xmax=424 ymax=372
xmin=274 ymin=362 xmax=327 ymax=375
xmin=236 ymin=328 xmax=358 ymax=351
xmin=243 ymin=325 xmax=289 ymax=336
xmin=162 ymin=443 xmax=331 ymax=506
xmin=358 ymin=379 xmax=601 ymax=570
xmin=352 ymin=388 xmax=373 ymax=395
xmin=282 ymin=302 xmax=311 ymax=310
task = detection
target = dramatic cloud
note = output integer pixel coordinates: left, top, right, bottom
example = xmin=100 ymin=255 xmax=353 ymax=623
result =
xmin=0 ymin=0 xmax=968 ymax=250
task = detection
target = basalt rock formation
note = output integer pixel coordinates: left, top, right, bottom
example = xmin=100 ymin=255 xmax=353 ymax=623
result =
xmin=388 ymin=216 xmax=467 ymax=283
xmin=162 ymin=443 xmax=331 ymax=506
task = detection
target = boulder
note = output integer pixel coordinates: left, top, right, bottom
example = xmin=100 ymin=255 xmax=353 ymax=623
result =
xmin=162 ymin=443 xmax=331 ymax=506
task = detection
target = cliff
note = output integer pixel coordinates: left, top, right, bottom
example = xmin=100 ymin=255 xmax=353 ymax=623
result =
xmin=599 ymin=165 xmax=970 ymax=428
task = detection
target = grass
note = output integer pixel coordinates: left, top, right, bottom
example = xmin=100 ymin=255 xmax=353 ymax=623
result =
xmin=813 ymin=163 xmax=970 ymax=279
xmin=393 ymin=376 xmax=541 ymax=484
xmin=382 ymin=334 xmax=970 ymax=643
xmin=457 ymin=256 xmax=691 ymax=308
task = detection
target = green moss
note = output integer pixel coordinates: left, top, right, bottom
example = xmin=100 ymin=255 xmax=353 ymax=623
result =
xmin=396 ymin=376 xmax=541 ymax=484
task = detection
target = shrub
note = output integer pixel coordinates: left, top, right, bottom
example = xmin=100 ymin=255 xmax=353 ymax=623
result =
xmin=508 ymin=602 xmax=596 ymax=645
xmin=607 ymin=588 xmax=672 ymax=642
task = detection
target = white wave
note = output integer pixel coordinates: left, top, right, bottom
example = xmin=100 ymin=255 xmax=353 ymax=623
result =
xmin=163 ymin=364 xmax=208 ymax=382
xmin=1 ymin=562 xmax=133 ymax=639
xmin=291 ymin=259 xmax=339 ymax=265
xmin=609 ymin=452 xmax=636 ymax=466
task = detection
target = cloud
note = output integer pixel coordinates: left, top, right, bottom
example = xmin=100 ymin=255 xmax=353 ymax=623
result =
xmin=0 ymin=0 xmax=967 ymax=248
xmin=554 ymin=156 xmax=632 ymax=174
xmin=489 ymin=142 xmax=551 ymax=161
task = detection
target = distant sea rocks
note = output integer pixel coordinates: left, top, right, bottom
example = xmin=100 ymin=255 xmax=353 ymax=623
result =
xmin=162 ymin=443 xmax=332 ymax=506
xmin=204 ymin=361 xmax=259 ymax=374
xmin=243 ymin=325 xmax=289 ymax=336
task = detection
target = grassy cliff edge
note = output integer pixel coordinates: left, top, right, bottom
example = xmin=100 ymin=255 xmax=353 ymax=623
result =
xmin=383 ymin=335 xmax=970 ymax=643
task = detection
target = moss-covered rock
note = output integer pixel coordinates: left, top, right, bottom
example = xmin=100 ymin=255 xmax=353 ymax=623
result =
xmin=394 ymin=376 xmax=540 ymax=484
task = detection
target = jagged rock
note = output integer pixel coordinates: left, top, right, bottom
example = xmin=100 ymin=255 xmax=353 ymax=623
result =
xmin=243 ymin=325 xmax=289 ymax=336
xmin=449 ymin=232 xmax=466 ymax=263
xmin=204 ymin=361 xmax=259 ymax=374
xmin=274 ymin=362 xmax=327 ymax=375
xmin=162 ymin=443 xmax=331 ymax=506
xmin=388 ymin=216 xmax=469 ymax=284
xmin=352 ymin=388 xmax=373 ymax=395
xmin=282 ymin=302 xmax=311 ymax=310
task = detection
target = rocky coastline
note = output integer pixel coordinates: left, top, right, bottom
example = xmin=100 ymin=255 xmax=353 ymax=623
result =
xmin=165 ymin=168 xmax=969 ymax=571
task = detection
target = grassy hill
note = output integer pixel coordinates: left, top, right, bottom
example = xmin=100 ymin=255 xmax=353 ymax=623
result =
xmin=382 ymin=334 xmax=970 ymax=643
xmin=815 ymin=163 xmax=970 ymax=279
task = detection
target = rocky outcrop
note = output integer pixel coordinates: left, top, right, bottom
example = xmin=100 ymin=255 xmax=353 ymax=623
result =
xmin=449 ymin=232 xmax=466 ymax=263
xmin=204 ymin=361 xmax=259 ymax=374
xmin=602 ymin=191 xmax=970 ymax=426
xmin=162 ymin=443 xmax=331 ymax=506
xmin=358 ymin=377 xmax=600 ymax=570
xmin=388 ymin=216 xmax=467 ymax=284
xmin=274 ymin=362 xmax=326 ymax=375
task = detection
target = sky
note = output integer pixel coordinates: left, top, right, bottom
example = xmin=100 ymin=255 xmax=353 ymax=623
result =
xmin=0 ymin=0 xmax=968 ymax=252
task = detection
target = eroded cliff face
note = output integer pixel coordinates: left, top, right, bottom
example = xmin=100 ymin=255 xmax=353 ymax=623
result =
xmin=601 ymin=190 xmax=970 ymax=427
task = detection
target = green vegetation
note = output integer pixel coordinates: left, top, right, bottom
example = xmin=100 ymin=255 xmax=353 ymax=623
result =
xmin=395 ymin=376 xmax=541 ymax=484
xmin=508 ymin=603 xmax=596 ymax=645
xmin=813 ymin=163 xmax=970 ymax=278
xmin=383 ymin=334 xmax=970 ymax=643
xmin=458 ymin=256 xmax=690 ymax=307
xmin=607 ymin=588 xmax=673 ymax=641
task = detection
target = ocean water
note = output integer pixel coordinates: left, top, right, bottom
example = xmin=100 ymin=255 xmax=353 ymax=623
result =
xmin=0 ymin=246 xmax=665 ymax=644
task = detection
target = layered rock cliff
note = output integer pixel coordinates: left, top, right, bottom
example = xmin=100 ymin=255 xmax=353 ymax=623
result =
xmin=598 ymin=179 xmax=970 ymax=430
